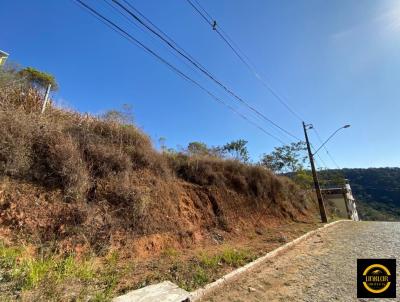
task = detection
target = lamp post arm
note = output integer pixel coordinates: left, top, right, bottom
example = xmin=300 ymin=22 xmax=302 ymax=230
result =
xmin=312 ymin=127 xmax=344 ymax=156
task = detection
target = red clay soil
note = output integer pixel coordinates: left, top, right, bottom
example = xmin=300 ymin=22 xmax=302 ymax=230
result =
xmin=0 ymin=90 xmax=317 ymax=259
xmin=0 ymin=173 xmax=315 ymax=260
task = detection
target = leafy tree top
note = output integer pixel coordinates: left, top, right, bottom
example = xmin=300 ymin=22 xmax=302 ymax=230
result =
xmin=260 ymin=141 xmax=307 ymax=174
xmin=222 ymin=139 xmax=250 ymax=162
xmin=18 ymin=67 xmax=58 ymax=91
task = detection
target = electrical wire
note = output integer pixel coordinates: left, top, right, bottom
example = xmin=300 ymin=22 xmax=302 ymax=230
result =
xmin=110 ymin=0 xmax=301 ymax=142
xmin=72 ymin=0 xmax=287 ymax=144
xmin=186 ymin=0 xmax=349 ymax=177
xmin=312 ymin=127 xmax=341 ymax=169
xmin=185 ymin=0 xmax=304 ymax=122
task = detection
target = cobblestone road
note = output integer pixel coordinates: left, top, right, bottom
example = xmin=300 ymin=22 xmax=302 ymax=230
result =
xmin=202 ymin=221 xmax=400 ymax=302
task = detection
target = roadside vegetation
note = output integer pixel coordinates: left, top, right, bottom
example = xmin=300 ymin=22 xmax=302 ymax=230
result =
xmin=0 ymin=63 xmax=317 ymax=300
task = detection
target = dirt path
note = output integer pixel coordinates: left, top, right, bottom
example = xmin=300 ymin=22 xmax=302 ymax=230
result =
xmin=201 ymin=221 xmax=400 ymax=302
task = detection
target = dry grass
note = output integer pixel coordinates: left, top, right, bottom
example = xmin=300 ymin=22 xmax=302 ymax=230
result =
xmin=0 ymin=84 xmax=317 ymax=300
xmin=169 ymin=154 xmax=311 ymax=214
xmin=0 ymin=83 xmax=313 ymax=235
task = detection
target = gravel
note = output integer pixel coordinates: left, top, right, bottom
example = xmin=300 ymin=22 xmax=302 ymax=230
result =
xmin=201 ymin=221 xmax=400 ymax=302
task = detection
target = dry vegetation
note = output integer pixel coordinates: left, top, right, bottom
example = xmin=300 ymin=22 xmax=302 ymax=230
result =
xmin=0 ymin=83 xmax=318 ymax=300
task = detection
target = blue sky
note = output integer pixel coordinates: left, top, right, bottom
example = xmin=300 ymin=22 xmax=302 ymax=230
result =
xmin=2 ymin=0 xmax=400 ymax=168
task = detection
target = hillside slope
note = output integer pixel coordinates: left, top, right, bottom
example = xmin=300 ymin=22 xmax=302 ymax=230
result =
xmin=0 ymin=80 xmax=322 ymax=301
xmin=0 ymin=94 xmax=314 ymax=251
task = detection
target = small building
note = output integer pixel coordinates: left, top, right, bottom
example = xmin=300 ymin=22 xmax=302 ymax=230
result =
xmin=0 ymin=50 xmax=9 ymax=67
xmin=322 ymin=180 xmax=359 ymax=221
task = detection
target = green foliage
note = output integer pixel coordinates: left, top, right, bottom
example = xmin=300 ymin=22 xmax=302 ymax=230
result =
xmin=95 ymin=251 xmax=122 ymax=300
xmin=221 ymin=139 xmax=249 ymax=162
xmin=191 ymin=267 xmax=209 ymax=287
xmin=260 ymin=141 xmax=307 ymax=173
xmin=293 ymin=169 xmax=314 ymax=189
xmin=18 ymin=67 xmax=58 ymax=91
xmin=186 ymin=141 xmax=222 ymax=158
xmin=187 ymin=141 xmax=209 ymax=156
xmin=170 ymin=247 xmax=256 ymax=291
xmin=162 ymin=247 xmax=179 ymax=259
xmin=319 ymin=168 xmax=400 ymax=221
xmin=199 ymin=247 xmax=253 ymax=269
xmin=0 ymin=242 xmax=95 ymax=295
xmin=0 ymin=242 xmax=127 ymax=301
xmin=0 ymin=243 xmax=22 ymax=268
xmin=219 ymin=247 xmax=251 ymax=267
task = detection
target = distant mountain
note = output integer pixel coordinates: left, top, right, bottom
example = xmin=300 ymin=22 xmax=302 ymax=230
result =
xmin=319 ymin=168 xmax=400 ymax=221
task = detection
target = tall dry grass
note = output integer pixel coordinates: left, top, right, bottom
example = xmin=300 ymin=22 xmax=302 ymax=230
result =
xmin=0 ymin=83 xmax=314 ymax=255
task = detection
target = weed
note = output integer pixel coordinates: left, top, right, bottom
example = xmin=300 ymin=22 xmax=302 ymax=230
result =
xmin=162 ymin=247 xmax=179 ymax=259
xmin=0 ymin=241 xmax=96 ymax=295
xmin=192 ymin=267 xmax=209 ymax=287
xmin=94 ymin=251 xmax=122 ymax=299
xmin=220 ymin=247 xmax=252 ymax=267
xmin=0 ymin=243 xmax=22 ymax=268
xmin=198 ymin=252 xmax=220 ymax=269
xmin=199 ymin=247 xmax=253 ymax=269
xmin=55 ymin=254 xmax=95 ymax=281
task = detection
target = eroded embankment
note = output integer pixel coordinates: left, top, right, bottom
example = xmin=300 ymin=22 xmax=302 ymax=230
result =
xmin=0 ymin=86 xmax=318 ymax=300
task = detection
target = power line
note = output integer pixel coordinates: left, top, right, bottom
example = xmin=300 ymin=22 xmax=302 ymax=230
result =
xmin=101 ymin=0 xmax=209 ymax=82
xmin=312 ymin=127 xmax=341 ymax=169
xmin=101 ymin=0 xmax=143 ymax=32
xmin=110 ymin=0 xmax=301 ymax=142
xmin=185 ymin=0 xmax=213 ymax=26
xmin=312 ymin=147 xmax=329 ymax=171
xmin=185 ymin=0 xmax=304 ymax=122
xmin=114 ymin=0 xmax=213 ymax=81
xmin=185 ymin=1 xmax=353 ymax=188
xmin=72 ymin=0 xmax=286 ymax=144
xmin=186 ymin=0 xmax=343 ymax=174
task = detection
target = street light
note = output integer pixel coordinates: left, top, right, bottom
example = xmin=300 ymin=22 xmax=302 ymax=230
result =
xmin=313 ymin=124 xmax=351 ymax=156
xmin=302 ymin=122 xmax=351 ymax=223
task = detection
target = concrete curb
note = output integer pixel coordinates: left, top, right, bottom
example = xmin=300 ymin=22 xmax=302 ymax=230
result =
xmin=190 ymin=219 xmax=349 ymax=301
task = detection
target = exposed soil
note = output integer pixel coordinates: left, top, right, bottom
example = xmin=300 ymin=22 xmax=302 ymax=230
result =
xmin=114 ymin=219 xmax=321 ymax=292
xmin=0 ymin=84 xmax=320 ymax=300
xmin=0 ymin=177 xmax=320 ymax=300
xmin=0 ymin=176 xmax=315 ymax=258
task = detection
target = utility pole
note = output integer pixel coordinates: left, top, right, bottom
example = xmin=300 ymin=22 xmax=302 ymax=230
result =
xmin=41 ymin=84 xmax=52 ymax=114
xmin=302 ymin=122 xmax=328 ymax=223
xmin=0 ymin=50 xmax=9 ymax=68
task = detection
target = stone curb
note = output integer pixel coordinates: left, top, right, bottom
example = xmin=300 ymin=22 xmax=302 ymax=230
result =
xmin=189 ymin=219 xmax=349 ymax=301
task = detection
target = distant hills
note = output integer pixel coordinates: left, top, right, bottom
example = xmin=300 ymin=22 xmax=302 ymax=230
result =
xmin=319 ymin=168 xmax=400 ymax=221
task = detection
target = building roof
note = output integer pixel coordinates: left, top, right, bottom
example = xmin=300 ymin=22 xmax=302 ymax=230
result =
xmin=0 ymin=50 xmax=9 ymax=57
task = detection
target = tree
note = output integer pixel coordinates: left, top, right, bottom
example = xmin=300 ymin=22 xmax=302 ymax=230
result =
xmin=18 ymin=67 xmax=58 ymax=91
xmin=185 ymin=141 xmax=223 ymax=158
xmin=260 ymin=141 xmax=307 ymax=174
xmin=222 ymin=139 xmax=250 ymax=162
xmin=187 ymin=141 xmax=209 ymax=156
xmin=102 ymin=104 xmax=134 ymax=125
xmin=158 ymin=137 xmax=167 ymax=152
xmin=293 ymin=169 xmax=314 ymax=189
